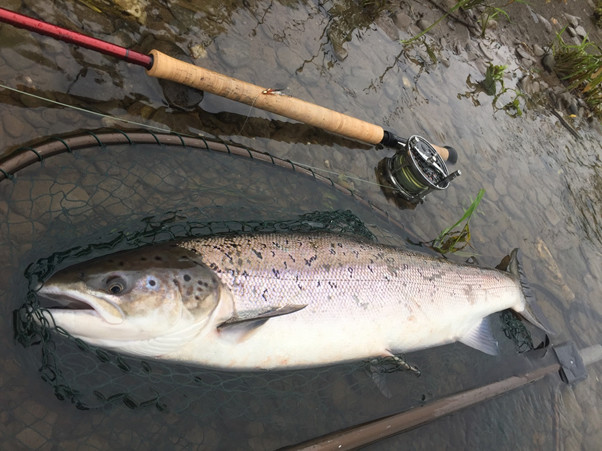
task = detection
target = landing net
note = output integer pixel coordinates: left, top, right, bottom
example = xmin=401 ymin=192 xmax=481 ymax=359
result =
xmin=1 ymin=130 xmax=535 ymax=444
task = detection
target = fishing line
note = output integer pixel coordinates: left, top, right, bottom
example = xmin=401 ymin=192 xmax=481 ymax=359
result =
xmin=0 ymin=82 xmax=384 ymax=190
xmin=287 ymin=160 xmax=391 ymax=190
xmin=0 ymin=82 xmax=172 ymax=133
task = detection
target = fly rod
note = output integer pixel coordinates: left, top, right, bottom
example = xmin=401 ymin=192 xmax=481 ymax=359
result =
xmin=0 ymin=7 xmax=457 ymax=161
xmin=284 ymin=342 xmax=602 ymax=450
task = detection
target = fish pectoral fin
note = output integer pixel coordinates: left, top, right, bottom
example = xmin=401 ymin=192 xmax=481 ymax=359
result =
xmin=459 ymin=316 xmax=499 ymax=355
xmin=217 ymin=304 xmax=307 ymax=342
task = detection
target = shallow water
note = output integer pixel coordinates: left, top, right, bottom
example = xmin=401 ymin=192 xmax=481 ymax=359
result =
xmin=1 ymin=1 xmax=601 ymax=449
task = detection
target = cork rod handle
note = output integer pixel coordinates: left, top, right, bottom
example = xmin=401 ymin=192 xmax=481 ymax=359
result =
xmin=147 ymin=50 xmax=451 ymax=161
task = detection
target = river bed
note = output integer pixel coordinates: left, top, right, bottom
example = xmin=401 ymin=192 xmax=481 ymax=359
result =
xmin=0 ymin=1 xmax=601 ymax=449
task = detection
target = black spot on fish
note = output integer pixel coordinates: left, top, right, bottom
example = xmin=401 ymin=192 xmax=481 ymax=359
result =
xmin=118 ymin=261 xmax=124 ymax=267
xmin=304 ymin=255 xmax=317 ymax=267
xmin=348 ymin=267 xmax=353 ymax=277
xmin=272 ymin=268 xmax=280 ymax=278
xmin=140 ymin=257 xmax=147 ymax=261
xmin=184 ymin=274 xmax=191 ymax=282
xmin=155 ymin=256 xmax=163 ymax=261
xmin=252 ymin=249 xmax=263 ymax=259
xmin=328 ymin=281 xmax=337 ymax=289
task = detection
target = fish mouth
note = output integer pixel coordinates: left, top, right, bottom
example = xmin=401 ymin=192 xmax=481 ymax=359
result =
xmin=37 ymin=285 xmax=124 ymax=325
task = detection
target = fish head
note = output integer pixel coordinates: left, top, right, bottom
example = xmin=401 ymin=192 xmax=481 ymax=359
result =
xmin=36 ymin=243 xmax=224 ymax=353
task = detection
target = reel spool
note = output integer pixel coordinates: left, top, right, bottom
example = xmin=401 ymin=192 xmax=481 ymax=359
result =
xmin=384 ymin=135 xmax=460 ymax=203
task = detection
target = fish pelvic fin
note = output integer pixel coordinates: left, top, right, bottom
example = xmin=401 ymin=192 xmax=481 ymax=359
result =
xmin=507 ymin=248 xmax=556 ymax=335
xmin=460 ymin=316 xmax=499 ymax=355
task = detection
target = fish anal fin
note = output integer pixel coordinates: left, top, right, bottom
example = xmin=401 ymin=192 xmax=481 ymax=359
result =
xmin=217 ymin=304 xmax=306 ymax=342
xmin=459 ymin=316 xmax=499 ymax=355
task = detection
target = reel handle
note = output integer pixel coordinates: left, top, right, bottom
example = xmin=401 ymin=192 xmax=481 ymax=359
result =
xmin=432 ymin=144 xmax=458 ymax=164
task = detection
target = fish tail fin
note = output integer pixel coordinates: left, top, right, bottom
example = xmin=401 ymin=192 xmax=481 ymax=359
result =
xmin=507 ymin=248 xmax=555 ymax=335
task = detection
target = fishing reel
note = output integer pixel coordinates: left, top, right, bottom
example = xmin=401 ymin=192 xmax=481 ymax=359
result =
xmin=382 ymin=135 xmax=461 ymax=204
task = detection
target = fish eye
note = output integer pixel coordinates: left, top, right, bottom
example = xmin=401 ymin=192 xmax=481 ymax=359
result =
xmin=106 ymin=276 xmax=127 ymax=295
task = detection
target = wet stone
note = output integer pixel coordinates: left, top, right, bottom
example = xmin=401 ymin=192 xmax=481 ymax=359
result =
xmin=2 ymin=111 xmax=31 ymax=138
xmin=573 ymin=26 xmax=587 ymax=39
xmin=566 ymin=26 xmax=578 ymax=38
xmin=184 ymin=425 xmax=205 ymax=444
xmin=275 ymin=46 xmax=300 ymax=74
xmin=493 ymin=174 xmax=508 ymax=196
xmin=16 ymin=427 xmax=47 ymax=449
xmin=5 ymin=0 xmax=22 ymax=9
xmin=417 ymin=18 xmax=431 ymax=31
xmin=532 ymin=44 xmax=545 ymax=57
xmin=542 ymin=53 xmax=555 ymax=72
xmin=563 ymin=13 xmax=580 ymax=28
xmin=215 ymin=38 xmax=251 ymax=69
xmin=393 ymin=12 xmax=412 ymax=30
xmin=537 ymin=14 xmax=552 ymax=33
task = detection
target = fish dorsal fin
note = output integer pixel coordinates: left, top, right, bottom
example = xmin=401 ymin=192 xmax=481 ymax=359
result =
xmin=217 ymin=304 xmax=306 ymax=342
xmin=459 ymin=316 xmax=499 ymax=355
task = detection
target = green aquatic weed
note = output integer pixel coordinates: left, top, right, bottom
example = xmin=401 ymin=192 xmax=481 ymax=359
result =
xmin=430 ymin=188 xmax=485 ymax=254
xmin=552 ymin=27 xmax=601 ymax=117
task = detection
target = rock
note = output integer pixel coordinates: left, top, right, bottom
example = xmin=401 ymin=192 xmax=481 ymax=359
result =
xmin=537 ymin=15 xmax=552 ymax=33
xmin=2 ymin=111 xmax=30 ymax=138
xmin=215 ymin=38 xmax=251 ymax=69
xmin=566 ymin=26 xmax=577 ymax=38
xmin=113 ymin=0 xmax=148 ymax=25
xmin=519 ymin=76 xmax=541 ymax=95
xmin=478 ymin=41 xmax=494 ymax=60
xmin=393 ymin=11 xmax=412 ymax=30
xmin=376 ymin=16 xmax=399 ymax=40
xmin=542 ymin=53 xmax=555 ymax=72
xmin=563 ymin=13 xmax=580 ymax=28
xmin=516 ymin=46 xmax=532 ymax=61
xmin=532 ymin=44 xmax=545 ymax=57
xmin=5 ymin=0 xmax=22 ymax=9
xmin=535 ymin=238 xmax=576 ymax=301
xmin=189 ymin=44 xmax=207 ymax=59
xmin=567 ymin=99 xmax=579 ymax=116
xmin=574 ymin=26 xmax=587 ymax=39
xmin=417 ymin=18 xmax=431 ymax=31
xmin=16 ymin=427 xmax=46 ymax=449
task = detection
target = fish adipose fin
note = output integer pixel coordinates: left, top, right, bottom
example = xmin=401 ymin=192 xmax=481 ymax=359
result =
xmin=507 ymin=248 xmax=556 ymax=335
xmin=217 ymin=304 xmax=307 ymax=342
xmin=460 ymin=316 xmax=499 ymax=355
